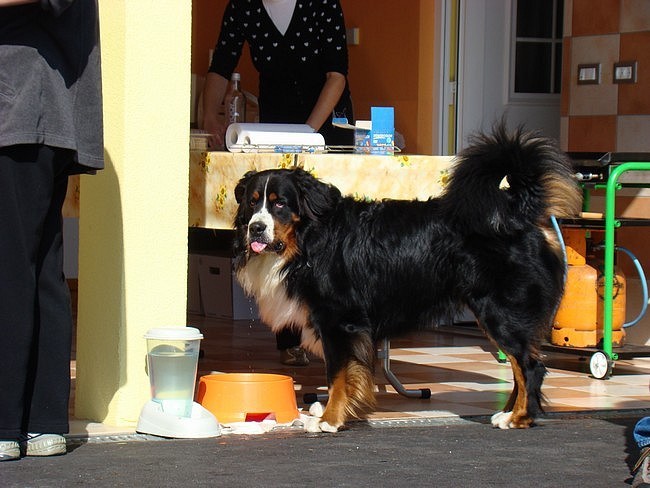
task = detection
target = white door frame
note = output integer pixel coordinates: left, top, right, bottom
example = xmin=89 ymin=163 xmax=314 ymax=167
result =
xmin=441 ymin=0 xmax=561 ymax=153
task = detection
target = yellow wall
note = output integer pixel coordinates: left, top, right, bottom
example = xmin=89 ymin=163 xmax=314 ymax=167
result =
xmin=74 ymin=1 xmax=192 ymax=426
xmin=417 ymin=0 xmax=438 ymax=155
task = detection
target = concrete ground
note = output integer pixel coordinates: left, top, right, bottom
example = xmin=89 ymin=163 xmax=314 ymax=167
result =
xmin=2 ymin=411 xmax=647 ymax=487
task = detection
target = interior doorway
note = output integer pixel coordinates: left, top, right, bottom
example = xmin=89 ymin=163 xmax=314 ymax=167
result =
xmin=441 ymin=0 xmax=563 ymax=154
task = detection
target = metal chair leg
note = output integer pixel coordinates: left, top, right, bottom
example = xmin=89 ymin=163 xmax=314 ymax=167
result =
xmin=378 ymin=338 xmax=431 ymax=399
xmin=303 ymin=338 xmax=431 ymax=403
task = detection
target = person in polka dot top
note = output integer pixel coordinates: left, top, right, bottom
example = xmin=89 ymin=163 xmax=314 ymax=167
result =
xmin=202 ymin=0 xmax=354 ymax=149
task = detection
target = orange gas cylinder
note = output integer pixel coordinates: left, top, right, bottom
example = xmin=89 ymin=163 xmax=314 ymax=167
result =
xmin=551 ymin=228 xmax=626 ymax=348
xmin=597 ymin=266 xmax=626 ymax=336
xmin=552 ymin=263 xmax=626 ymax=347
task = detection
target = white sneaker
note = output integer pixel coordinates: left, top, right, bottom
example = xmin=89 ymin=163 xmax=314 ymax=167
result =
xmin=0 ymin=440 xmax=20 ymax=461
xmin=23 ymin=433 xmax=67 ymax=457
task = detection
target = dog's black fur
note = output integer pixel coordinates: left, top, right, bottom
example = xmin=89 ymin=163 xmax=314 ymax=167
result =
xmin=233 ymin=125 xmax=582 ymax=432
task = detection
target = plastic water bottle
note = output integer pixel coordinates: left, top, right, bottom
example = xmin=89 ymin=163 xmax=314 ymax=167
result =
xmin=226 ymin=72 xmax=246 ymax=125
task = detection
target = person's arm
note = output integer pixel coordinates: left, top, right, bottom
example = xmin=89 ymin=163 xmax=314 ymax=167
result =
xmin=308 ymin=0 xmax=349 ymax=132
xmin=305 ymin=71 xmax=346 ymax=132
xmin=201 ymin=72 xmax=230 ymax=149
xmin=201 ymin=1 xmax=244 ymax=149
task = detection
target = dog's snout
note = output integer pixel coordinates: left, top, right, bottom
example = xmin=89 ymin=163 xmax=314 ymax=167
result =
xmin=249 ymin=221 xmax=267 ymax=236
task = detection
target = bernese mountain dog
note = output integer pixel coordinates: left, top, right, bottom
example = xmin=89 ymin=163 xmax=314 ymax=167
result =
xmin=233 ymin=125 xmax=582 ymax=433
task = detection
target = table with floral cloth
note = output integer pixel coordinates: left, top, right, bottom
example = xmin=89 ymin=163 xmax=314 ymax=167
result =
xmin=188 ymin=151 xmax=455 ymax=230
xmin=62 ymin=152 xmax=455 ymax=227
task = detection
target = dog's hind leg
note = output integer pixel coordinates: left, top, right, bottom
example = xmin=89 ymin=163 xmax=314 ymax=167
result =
xmin=306 ymin=321 xmax=377 ymax=433
xmin=489 ymin=346 xmax=546 ymax=429
xmin=491 ymin=352 xmax=530 ymax=429
xmin=475 ymin=309 xmax=546 ymax=429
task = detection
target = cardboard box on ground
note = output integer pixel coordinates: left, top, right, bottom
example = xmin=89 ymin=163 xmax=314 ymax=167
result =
xmin=188 ymin=254 xmax=259 ymax=320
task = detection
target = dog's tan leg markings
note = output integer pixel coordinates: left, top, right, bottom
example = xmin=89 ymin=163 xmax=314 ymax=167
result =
xmin=492 ymin=354 xmax=532 ymax=429
xmin=482 ymin=330 xmax=533 ymax=429
xmin=482 ymin=331 xmax=519 ymax=428
xmin=344 ymin=360 xmax=377 ymax=417
xmin=318 ymin=374 xmax=349 ymax=432
xmin=318 ymin=360 xmax=376 ymax=433
xmin=507 ymin=355 xmax=533 ymax=428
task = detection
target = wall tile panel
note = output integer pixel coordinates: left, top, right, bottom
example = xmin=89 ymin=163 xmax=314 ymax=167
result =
xmin=567 ymin=115 xmax=617 ymax=152
xmin=617 ymin=115 xmax=650 ymax=151
xmin=569 ymin=35 xmax=620 ymax=116
xmin=572 ymin=0 xmax=620 ymax=36
xmin=621 ymin=0 xmax=650 ymax=32
xmin=618 ymin=31 xmax=650 ymax=114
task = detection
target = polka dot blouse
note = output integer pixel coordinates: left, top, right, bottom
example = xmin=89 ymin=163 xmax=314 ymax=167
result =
xmin=209 ymin=0 xmax=349 ymax=81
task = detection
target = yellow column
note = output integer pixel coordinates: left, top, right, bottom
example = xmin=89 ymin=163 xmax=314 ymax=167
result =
xmin=74 ymin=1 xmax=192 ymax=426
xmin=417 ymin=0 xmax=438 ymax=155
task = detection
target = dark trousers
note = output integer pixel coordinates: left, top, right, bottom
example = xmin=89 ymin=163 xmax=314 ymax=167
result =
xmin=0 ymin=145 xmax=73 ymax=439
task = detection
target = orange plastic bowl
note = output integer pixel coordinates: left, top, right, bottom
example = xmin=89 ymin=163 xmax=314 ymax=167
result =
xmin=197 ymin=373 xmax=299 ymax=424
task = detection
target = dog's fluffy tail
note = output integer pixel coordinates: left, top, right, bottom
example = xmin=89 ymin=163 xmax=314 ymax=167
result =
xmin=442 ymin=123 xmax=582 ymax=235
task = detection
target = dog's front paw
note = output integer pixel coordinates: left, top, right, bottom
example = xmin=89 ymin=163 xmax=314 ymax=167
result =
xmin=491 ymin=410 xmax=513 ymax=429
xmin=304 ymin=402 xmax=324 ymax=432
xmin=318 ymin=421 xmax=339 ymax=433
xmin=303 ymin=402 xmax=341 ymax=433
xmin=304 ymin=416 xmax=323 ymax=432
xmin=304 ymin=419 xmax=340 ymax=433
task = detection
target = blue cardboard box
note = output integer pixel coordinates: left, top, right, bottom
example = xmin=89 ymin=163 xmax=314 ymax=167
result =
xmin=333 ymin=106 xmax=395 ymax=155
xmin=354 ymin=107 xmax=394 ymax=155
xmin=370 ymin=106 xmax=395 ymax=154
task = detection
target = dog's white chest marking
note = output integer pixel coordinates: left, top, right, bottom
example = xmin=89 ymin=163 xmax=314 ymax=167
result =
xmin=236 ymin=254 xmax=324 ymax=357
xmin=237 ymin=253 xmax=308 ymax=332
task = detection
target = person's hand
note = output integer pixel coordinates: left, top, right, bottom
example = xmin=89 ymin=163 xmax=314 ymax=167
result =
xmin=200 ymin=73 xmax=230 ymax=150
xmin=202 ymin=112 xmax=226 ymax=150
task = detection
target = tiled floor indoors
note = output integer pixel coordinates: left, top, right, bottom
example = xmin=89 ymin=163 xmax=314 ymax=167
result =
xmin=70 ymin=313 xmax=650 ymax=437
xmin=193 ymin=315 xmax=650 ymax=420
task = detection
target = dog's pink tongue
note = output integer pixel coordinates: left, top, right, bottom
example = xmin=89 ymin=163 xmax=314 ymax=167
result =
xmin=251 ymin=242 xmax=267 ymax=253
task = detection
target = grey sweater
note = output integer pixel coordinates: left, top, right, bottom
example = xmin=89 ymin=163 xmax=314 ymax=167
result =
xmin=0 ymin=0 xmax=104 ymax=173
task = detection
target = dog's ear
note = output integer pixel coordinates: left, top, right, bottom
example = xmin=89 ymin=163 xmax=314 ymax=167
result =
xmin=235 ymin=171 xmax=257 ymax=203
xmin=292 ymin=168 xmax=341 ymax=222
xmin=233 ymin=171 xmax=257 ymax=231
